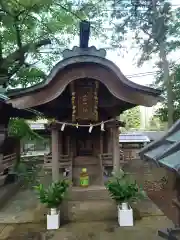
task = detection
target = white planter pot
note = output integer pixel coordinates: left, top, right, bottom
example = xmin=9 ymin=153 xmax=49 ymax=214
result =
xmin=121 ymin=202 xmax=128 ymax=210
xmin=50 ymin=208 xmax=57 ymax=215
xmin=118 ymin=203 xmax=133 ymax=227
xmin=47 ymin=208 xmax=60 ymax=230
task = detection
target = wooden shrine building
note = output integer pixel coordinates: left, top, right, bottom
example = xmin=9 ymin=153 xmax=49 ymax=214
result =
xmin=6 ymin=21 xmax=162 ymax=186
xmin=0 ymin=94 xmax=39 ymax=185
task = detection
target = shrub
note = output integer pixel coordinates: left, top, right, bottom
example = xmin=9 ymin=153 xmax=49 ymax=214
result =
xmin=105 ymin=170 xmax=145 ymax=205
xmin=34 ymin=179 xmax=70 ymax=208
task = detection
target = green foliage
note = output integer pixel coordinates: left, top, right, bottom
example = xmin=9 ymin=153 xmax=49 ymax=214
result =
xmin=148 ymin=115 xmax=166 ymax=131
xmin=110 ymin=0 xmax=180 ymax=128
xmin=106 ymin=170 xmax=145 ymax=205
xmin=8 ymin=118 xmax=43 ymax=140
xmin=12 ymin=67 xmax=46 ymax=88
xmin=153 ymin=64 xmax=180 ymax=123
xmin=120 ymin=106 xmax=141 ymax=130
xmin=0 ymin=0 xmax=108 ymax=88
xmin=14 ymin=157 xmax=42 ymax=188
xmin=110 ymin=0 xmax=180 ymax=65
xmin=34 ymin=179 xmax=70 ymax=208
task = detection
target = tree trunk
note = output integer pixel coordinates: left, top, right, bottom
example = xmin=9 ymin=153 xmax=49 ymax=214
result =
xmin=151 ymin=0 xmax=173 ymax=129
xmin=159 ymin=42 xmax=173 ymax=128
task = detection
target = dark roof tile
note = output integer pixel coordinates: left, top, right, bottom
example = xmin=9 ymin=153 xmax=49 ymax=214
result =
xmin=139 ymin=120 xmax=180 ymax=175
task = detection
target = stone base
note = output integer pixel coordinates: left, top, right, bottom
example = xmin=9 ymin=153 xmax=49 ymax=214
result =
xmin=69 ymin=185 xmax=109 ymax=201
xmin=68 ymin=200 xmax=117 ymax=222
xmin=31 ymin=199 xmax=142 ymax=224
xmin=0 ymin=185 xmax=165 ymax=225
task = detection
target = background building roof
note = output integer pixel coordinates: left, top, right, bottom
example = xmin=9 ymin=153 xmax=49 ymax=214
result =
xmin=119 ymin=133 xmax=150 ymax=143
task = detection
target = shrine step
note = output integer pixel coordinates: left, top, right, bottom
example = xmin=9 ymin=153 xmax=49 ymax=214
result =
xmin=67 ymin=200 xmax=117 ymax=222
xmin=69 ymin=185 xmax=110 ymax=201
xmin=61 ymin=200 xmax=142 ymax=223
xmin=34 ymin=199 xmax=118 ymax=223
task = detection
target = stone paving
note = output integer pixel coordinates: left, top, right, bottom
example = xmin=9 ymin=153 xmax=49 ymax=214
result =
xmin=49 ymin=218 xmax=173 ymax=240
xmin=0 ymin=188 xmax=165 ymax=224
xmin=0 ymin=217 xmax=173 ymax=239
xmin=0 ymin=188 xmax=174 ymax=239
xmin=0 ymin=190 xmax=40 ymax=224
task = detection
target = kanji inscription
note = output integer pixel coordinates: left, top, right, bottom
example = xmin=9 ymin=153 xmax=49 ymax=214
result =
xmin=77 ymin=87 xmax=93 ymax=120
xmin=70 ymin=80 xmax=99 ymax=121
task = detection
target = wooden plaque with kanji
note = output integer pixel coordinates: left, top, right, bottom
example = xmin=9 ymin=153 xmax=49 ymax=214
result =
xmin=71 ymin=79 xmax=99 ymax=121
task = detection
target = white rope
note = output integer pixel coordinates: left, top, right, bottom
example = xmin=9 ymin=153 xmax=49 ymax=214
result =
xmin=53 ymin=118 xmax=115 ymax=127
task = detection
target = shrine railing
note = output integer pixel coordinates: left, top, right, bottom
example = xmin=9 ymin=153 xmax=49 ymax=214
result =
xmin=99 ymin=151 xmax=125 ymax=167
xmin=44 ymin=154 xmax=73 ymax=181
xmin=99 ymin=152 xmax=125 ymax=184
xmin=99 ymin=153 xmax=113 ymax=166
xmin=44 ymin=154 xmax=72 ymax=169
xmin=0 ymin=153 xmax=16 ymax=174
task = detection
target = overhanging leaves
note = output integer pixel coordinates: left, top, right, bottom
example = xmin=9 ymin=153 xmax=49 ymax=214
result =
xmin=8 ymin=118 xmax=44 ymax=140
xmin=0 ymin=0 xmax=109 ymax=88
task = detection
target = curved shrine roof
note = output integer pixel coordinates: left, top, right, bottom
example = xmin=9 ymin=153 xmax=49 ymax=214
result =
xmin=0 ymin=94 xmax=41 ymax=118
xmin=6 ymin=46 xmax=162 ymax=110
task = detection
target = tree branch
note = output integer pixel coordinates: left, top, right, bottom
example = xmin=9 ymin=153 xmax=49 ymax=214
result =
xmin=13 ymin=16 xmax=24 ymax=64
xmin=0 ymin=1 xmax=14 ymax=17
xmin=9 ymin=62 xmax=24 ymax=78
xmin=1 ymin=38 xmax=51 ymax=69
xmin=56 ymin=3 xmax=83 ymax=21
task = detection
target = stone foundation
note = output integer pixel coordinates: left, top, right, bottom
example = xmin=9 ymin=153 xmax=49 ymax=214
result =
xmin=31 ymin=186 xmax=164 ymax=224
xmin=69 ymin=186 xmax=110 ymax=201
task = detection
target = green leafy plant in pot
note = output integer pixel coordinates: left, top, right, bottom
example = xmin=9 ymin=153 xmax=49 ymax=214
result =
xmin=105 ymin=170 xmax=145 ymax=210
xmin=34 ymin=179 xmax=70 ymax=215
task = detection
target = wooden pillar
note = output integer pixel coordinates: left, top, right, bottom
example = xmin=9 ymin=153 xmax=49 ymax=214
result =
xmin=112 ymin=126 xmax=120 ymax=172
xmin=51 ymin=128 xmax=60 ymax=182
xmin=99 ymin=132 xmax=104 ymax=185
xmin=49 ymin=138 xmax=52 ymax=153
xmin=100 ymin=132 xmax=103 ymax=155
xmin=0 ymin=154 xmax=3 ymax=167
xmin=66 ymin=136 xmax=70 ymax=156
xmin=108 ymin=129 xmax=112 ymax=153
xmin=59 ymin=132 xmax=62 ymax=155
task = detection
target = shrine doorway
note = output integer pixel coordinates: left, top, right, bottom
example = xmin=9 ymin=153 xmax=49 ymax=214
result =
xmin=75 ymin=128 xmax=95 ymax=157
xmin=76 ymin=129 xmax=94 ymax=156
xmin=72 ymin=128 xmax=102 ymax=186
